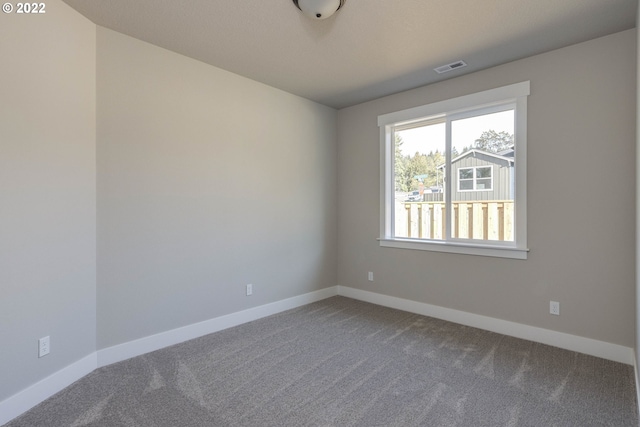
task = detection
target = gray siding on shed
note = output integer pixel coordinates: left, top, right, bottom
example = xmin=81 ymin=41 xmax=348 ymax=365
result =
xmin=451 ymin=151 xmax=513 ymax=201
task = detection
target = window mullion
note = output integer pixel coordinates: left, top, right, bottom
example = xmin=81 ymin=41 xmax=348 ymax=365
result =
xmin=473 ymin=167 xmax=477 ymax=190
xmin=445 ymin=117 xmax=452 ymax=240
xmin=387 ymin=127 xmax=395 ymax=238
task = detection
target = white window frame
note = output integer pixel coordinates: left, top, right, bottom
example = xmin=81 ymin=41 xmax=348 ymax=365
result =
xmin=458 ymin=166 xmax=493 ymax=192
xmin=378 ymin=82 xmax=529 ymax=259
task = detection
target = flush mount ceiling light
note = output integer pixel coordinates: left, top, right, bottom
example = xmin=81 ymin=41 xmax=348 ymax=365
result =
xmin=293 ymin=0 xmax=345 ymax=20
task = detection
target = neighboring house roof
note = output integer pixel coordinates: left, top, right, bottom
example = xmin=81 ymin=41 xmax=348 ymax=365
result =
xmin=496 ymin=147 xmax=514 ymax=158
xmin=437 ymin=149 xmax=514 ymax=169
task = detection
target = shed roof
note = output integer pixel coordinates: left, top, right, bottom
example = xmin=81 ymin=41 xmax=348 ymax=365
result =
xmin=437 ymin=149 xmax=514 ymax=169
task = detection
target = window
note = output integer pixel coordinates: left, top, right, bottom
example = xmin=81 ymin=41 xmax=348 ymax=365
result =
xmin=458 ymin=166 xmax=492 ymax=191
xmin=378 ymin=82 xmax=529 ymax=259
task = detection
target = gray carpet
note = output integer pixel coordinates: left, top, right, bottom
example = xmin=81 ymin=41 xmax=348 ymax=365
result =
xmin=5 ymin=296 xmax=638 ymax=426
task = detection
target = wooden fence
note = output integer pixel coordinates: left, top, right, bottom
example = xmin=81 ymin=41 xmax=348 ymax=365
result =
xmin=397 ymin=200 xmax=514 ymax=241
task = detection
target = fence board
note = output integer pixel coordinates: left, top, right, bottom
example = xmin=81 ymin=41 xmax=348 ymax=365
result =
xmin=504 ymin=202 xmax=514 ymax=241
xmin=472 ymin=203 xmax=483 ymax=239
xmin=433 ymin=204 xmax=443 ymax=240
xmin=458 ymin=203 xmax=469 ymax=239
xmin=487 ymin=203 xmax=499 ymax=240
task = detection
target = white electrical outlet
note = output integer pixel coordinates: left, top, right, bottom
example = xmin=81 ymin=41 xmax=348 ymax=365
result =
xmin=550 ymin=301 xmax=560 ymax=316
xmin=368 ymin=272 xmax=374 ymax=282
xmin=246 ymin=284 xmax=253 ymax=296
xmin=39 ymin=336 xmax=50 ymax=358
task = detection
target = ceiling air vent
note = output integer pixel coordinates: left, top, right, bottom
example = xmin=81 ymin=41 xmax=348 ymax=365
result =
xmin=434 ymin=60 xmax=467 ymax=74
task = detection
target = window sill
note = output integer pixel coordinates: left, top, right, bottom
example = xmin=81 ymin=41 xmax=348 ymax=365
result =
xmin=378 ymin=238 xmax=529 ymax=260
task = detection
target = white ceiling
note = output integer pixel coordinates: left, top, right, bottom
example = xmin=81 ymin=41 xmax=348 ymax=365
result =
xmin=63 ymin=0 xmax=637 ymax=109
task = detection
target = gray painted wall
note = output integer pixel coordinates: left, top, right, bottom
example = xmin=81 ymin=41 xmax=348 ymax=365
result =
xmin=634 ymin=0 xmax=640 ymax=403
xmin=337 ymin=30 xmax=636 ymax=347
xmin=96 ymin=27 xmax=338 ymax=349
xmin=0 ymin=1 xmax=97 ymax=402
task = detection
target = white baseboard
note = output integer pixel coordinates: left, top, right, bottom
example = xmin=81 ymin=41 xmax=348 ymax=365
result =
xmin=97 ymin=286 xmax=339 ymax=367
xmin=337 ymin=286 xmax=634 ymax=365
xmin=0 ymin=353 xmax=97 ymax=426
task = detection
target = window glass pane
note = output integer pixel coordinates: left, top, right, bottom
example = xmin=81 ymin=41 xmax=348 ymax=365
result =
xmin=459 ymin=168 xmax=473 ymax=179
xmin=477 ymin=167 xmax=492 ymax=178
xmin=476 ymin=178 xmax=492 ymax=190
xmin=459 ymin=180 xmax=473 ymax=190
xmin=451 ymin=110 xmax=514 ymax=241
xmin=394 ymin=122 xmax=445 ymax=240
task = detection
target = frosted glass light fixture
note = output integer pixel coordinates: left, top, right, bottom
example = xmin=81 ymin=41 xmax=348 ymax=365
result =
xmin=292 ymin=0 xmax=345 ymax=20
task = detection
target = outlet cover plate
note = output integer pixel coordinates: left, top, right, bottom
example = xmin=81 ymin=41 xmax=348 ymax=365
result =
xmin=39 ymin=336 xmax=50 ymax=358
